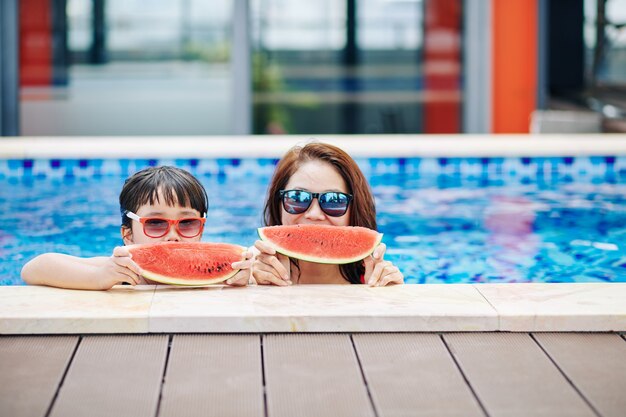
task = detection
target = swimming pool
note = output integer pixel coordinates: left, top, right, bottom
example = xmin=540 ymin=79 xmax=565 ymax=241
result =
xmin=2 ymin=150 xmax=625 ymax=285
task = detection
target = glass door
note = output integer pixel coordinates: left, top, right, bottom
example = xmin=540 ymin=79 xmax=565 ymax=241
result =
xmin=250 ymin=0 xmax=463 ymax=134
xmin=19 ymin=0 xmax=235 ymax=136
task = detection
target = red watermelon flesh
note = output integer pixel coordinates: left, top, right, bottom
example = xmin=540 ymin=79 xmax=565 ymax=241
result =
xmin=258 ymin=224 xmax=382 ymax=264
xmin=129 ymin=242 xmax=245 ymax=285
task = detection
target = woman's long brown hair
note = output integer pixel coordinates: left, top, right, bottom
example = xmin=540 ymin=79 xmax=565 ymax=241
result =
xmin=263 ymin=142 xmax=377 ymax=283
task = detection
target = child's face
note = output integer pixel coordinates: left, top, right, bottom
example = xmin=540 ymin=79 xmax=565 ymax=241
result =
xmin=122 ymin=197 xmax=204 ymax=245
xmin=281 ymin=160 xmax=351 ymax=227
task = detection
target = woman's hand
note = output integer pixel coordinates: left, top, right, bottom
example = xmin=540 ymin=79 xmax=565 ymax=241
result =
xmin=363 ymin=243 xmax=404 ymax=286
xmin=96 ymin=246 xmax=144 ymax=289
xmin=226 ymin=248 xmax=255 ymax=286
xmin=251 ymin=240 xmax=292 ymax=286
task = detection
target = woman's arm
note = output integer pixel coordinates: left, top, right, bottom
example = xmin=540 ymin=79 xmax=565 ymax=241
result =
xmin=21 ymin=246 xmax=142 ymax=290
xmin=363 ymin=243 xmax=404 ymax=286
xmin=251 ymin=240 xmax=292 ymax=286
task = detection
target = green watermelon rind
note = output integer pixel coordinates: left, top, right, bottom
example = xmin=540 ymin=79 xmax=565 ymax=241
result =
xmin=257 ymin=226 xmax=383 ymax=264
xmin=131 ymin=243 xmax=245 ymax=286
xmin=141 ymin=269 xmax=239 ymax=286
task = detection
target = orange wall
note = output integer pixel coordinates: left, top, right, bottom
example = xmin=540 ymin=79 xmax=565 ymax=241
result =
xmin=492 ymin=0 xmax=538 ymax=133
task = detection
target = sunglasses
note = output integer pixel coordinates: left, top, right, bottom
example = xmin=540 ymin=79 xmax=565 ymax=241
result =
xmin=125 ymin=211 xmax=206 ymax=238
xmin=279 ymin=189 xmax=353 ymax=217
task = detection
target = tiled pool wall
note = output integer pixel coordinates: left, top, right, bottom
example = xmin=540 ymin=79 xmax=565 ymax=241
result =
xmin=2 ymin=156 xmax=626 ymax=179
xmin=3 ymin=153 xmax=626 ymax=286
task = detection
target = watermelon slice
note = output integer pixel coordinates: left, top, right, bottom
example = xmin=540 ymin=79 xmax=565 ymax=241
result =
xmin=257 ymin=224 xmax=383 ymax=264
xmin=128 ymin=242 xmax=245 ymax=285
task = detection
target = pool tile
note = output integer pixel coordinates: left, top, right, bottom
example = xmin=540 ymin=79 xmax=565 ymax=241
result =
xmin=148 ymin=284 xmax=498 ymax=333
xmin=0 ymin=155 xmax=623 ymax=180
xmin=101 ymin=159 xmax=123 ymax=175
xmin=475 ymin=283 xmax=626 ymax=331
xmin=0 ymin=285 xmax=156 ymax=334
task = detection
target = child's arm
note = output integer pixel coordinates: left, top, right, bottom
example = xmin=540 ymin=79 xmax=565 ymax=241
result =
xmin=21 ymin=246 xmax=143 ymax=290
xmin=226 ymin=247 xmax=255 ymax=286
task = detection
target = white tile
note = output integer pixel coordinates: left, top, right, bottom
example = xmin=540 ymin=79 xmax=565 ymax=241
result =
xmin=149 ymin=284 xmax=498 ymax=333
xmin=475 ymin=283 xmax=626 ymax=331
xmin=0 ymin=285 xmax=155 ymax=334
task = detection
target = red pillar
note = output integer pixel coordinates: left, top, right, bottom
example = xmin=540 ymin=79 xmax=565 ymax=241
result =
xmin=20 ymin=0 xmax=53 ymax=86
xmin=423 ymin=0 xmax=462 ymax=133
xmin=492 ymin=0 xmax=538 ymax=133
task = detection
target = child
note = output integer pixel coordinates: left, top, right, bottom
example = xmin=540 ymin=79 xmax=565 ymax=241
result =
xmin=22 ymin=166 xmax=252 ymax=290
xmin=252 ymin=142 xmax=404 ymax=286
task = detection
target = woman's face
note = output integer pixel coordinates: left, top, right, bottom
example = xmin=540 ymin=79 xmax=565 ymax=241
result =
xmin=122 ymin=192 xmax=204 ymax=245
xmin=281 ymin=160 xmax=351 ymax=227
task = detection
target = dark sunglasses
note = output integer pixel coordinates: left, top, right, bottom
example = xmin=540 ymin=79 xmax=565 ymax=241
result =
xmin=279 ymin=189 xmax=353 ymax=217
xmin=125 ymin=211 xmax=205 ymax=238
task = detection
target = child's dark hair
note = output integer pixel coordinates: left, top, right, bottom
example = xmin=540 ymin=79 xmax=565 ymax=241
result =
xmin=119 ymin=166 xmax=208 ymax=228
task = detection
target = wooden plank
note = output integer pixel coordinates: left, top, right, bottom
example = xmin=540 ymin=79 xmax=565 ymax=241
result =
xmin=0 ymin=336 xmax=78 ymax=417
xmin=264 ymin=334 xmax=375 ymax=417
xmin=158 ymin=335 xmax=264 ymax=417
xmin=353 ymin=333 xmax=485 ymax=417
xmin=444 ymin=333 xmax=596 ymax=417
xmin=49 ymin=335 xmax=168 ymax=417
xmin=534 ymin=333 xmax=626 ymax=417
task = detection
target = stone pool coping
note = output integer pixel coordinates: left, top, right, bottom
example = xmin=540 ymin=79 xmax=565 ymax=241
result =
xmin=3 ymin=134 xmax=626 ymax=159
xmin=1 ymin=283 xmax=624 ymax=334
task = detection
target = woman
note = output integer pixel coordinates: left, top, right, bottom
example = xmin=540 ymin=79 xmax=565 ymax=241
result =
xmin=251 ymin=142 xmax=404 ymax=286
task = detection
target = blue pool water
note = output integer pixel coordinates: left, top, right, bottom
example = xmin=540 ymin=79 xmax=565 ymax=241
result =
xmin=1 ymin=157 xmax=626 ymax=285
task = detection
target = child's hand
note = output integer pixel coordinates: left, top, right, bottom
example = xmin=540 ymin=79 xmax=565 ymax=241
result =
xmin=363 ymin=243 xmax=404 ymax=286
xmin=226 ymin=248 xmax=255 ymax=286
xmin=251 ymin=240 xmax=291 ymax=286
xmin=96 ymin=246 xmax=143 ymax=289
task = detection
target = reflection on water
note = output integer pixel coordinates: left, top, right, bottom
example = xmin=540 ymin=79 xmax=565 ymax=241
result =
xmin=1 ymin=163 xmax=625 ymax=285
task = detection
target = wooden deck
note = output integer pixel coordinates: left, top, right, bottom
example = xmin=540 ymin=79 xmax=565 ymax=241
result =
xmin=1 ymin=333 xmax=625 ymax=417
